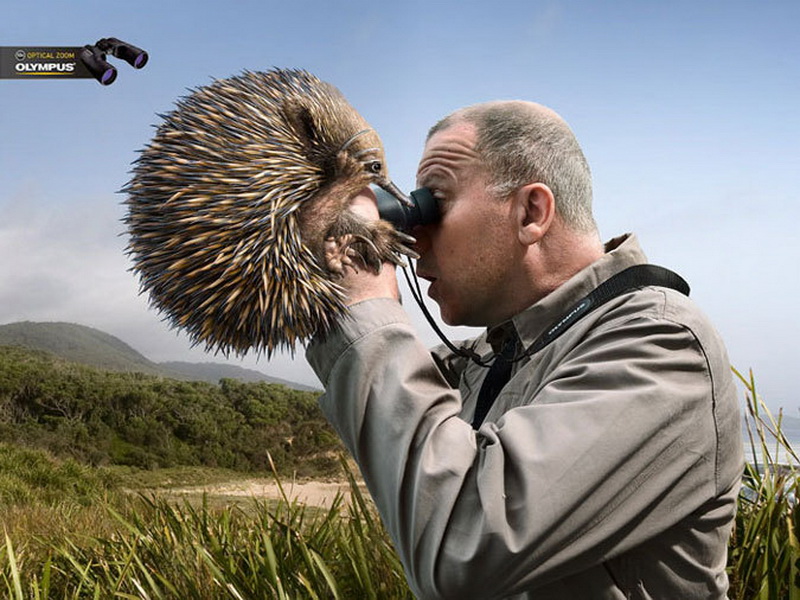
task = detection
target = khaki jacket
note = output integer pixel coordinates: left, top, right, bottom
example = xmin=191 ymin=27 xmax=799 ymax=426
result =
xmin=307 ymin=234 xmax=743 ymax=599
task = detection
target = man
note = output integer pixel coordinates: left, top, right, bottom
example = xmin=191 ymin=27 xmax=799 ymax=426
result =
xmin=306 ymin=101 xmax=743 ymax=599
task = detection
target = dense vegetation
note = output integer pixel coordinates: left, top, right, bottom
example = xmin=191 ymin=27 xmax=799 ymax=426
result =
xmin=0 ymin=345 xmax=340 ymax=477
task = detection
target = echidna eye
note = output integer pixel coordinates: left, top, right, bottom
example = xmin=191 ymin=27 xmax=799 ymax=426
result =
xmin=368 ymin=161 xmax=382 ymax=173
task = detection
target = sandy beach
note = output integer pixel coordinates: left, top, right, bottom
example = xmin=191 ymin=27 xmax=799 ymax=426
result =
xmin=167 ymin=478 xmax=360 ymax=507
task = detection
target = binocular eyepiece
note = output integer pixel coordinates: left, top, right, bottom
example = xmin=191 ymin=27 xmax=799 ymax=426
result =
xmin=100 ymin=37 xmax=148 ymax=70
xmin=371 ymin=184 xmax=439 ymax=233
xmin=79 ymin=45 xmax=117 ymax=85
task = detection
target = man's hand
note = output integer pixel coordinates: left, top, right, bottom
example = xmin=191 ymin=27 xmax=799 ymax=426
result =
xmin=326 ymin=187 xmax=400 ymax=306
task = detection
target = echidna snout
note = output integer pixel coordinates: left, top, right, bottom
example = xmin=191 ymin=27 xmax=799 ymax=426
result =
xmin=123 ymin=68 xmax=415 ymax=358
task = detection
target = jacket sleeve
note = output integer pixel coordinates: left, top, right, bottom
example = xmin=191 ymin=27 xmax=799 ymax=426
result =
xmin=306 ymin=297 xmax=730 ymax=599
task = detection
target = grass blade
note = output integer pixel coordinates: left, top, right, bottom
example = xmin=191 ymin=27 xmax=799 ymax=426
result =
xmin=4 ymin=533 xmax=23 ymax=600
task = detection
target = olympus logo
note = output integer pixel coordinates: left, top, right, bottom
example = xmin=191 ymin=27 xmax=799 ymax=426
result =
xmin=15 ymin=62 xmax=76 ymax=73
xmin=546 ymin=298 xmax=592 ymax=339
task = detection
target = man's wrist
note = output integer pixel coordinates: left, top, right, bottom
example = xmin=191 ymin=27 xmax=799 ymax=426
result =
xmin=307 ymin=297 xmax=410 ymax=385
xmin=342 ymin=262 xmax=400 ymax=305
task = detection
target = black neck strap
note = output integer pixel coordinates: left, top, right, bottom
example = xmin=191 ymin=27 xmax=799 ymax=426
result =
xmin=403 ymin=263 xmax=690 ymax=368
xmin=523 ymin=264 xmax=689 ymax=359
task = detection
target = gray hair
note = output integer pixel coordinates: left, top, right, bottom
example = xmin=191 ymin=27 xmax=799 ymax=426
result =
xmin=428 ymin=101 xmax=597 ymax=234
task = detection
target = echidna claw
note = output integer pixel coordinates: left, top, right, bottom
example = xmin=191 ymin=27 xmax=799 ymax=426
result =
xmin=344 ymin=234 xmax=383 ymax=272
xmin=394 ymin=230 xmax=417 ymax=245
xmin=394 ymin=243 xmax=419 ymax=260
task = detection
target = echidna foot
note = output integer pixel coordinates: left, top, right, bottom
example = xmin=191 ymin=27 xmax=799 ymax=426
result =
xmin=324 ymin=234 xmax=382 ymax=276
xmin=347 ymin=233 xmax=384 ymax=271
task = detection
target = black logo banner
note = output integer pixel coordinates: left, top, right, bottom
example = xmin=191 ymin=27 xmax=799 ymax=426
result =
xmin=0 ymin=47 xmax=94 ymax=80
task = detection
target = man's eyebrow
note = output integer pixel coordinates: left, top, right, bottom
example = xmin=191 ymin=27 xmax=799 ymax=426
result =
xmin=418 ymin=176 xmax=440 ymax=188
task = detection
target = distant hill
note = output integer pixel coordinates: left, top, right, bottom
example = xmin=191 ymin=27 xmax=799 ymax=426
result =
xmin=162 ymin=361 xmax=319 ymax=391
xmin=0 ymin=321 xmax=160 ymax=374
xmin=0 ymin=321 xmax=317 ymax=390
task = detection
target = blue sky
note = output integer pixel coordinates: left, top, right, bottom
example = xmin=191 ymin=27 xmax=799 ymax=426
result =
xmin=1 ymin=1 xmax=798 ymax=411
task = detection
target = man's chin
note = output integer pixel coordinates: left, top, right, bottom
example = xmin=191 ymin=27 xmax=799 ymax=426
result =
xmin=425 ymin=285 xmax=467 ymax=327
xmin=438 ymin=306 xmax=464 ymax=328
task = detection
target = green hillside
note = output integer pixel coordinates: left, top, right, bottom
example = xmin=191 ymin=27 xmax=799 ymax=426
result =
xmin=0 ymin=344 xmax=339 ymax=476
xmin=0 ymin=321 xmax=161 ymax=375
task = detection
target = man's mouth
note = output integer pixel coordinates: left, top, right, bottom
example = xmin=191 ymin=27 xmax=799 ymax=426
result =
xmin=414 ymin=266 xmax=438 ymax=299
xmin=422 ymin=277 xmax=439 ymax=300
xmin=416 ymin=271 xmax=436 ymax=285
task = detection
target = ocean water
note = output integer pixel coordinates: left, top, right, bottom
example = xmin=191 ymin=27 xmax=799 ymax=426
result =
xmin=742 ymin=416 xmax=800 ymax=467
xmin=744 ymin=441 xmax=799 ymax=467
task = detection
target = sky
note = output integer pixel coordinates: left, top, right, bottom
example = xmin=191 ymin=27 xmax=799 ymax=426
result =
xmin=1 ymin=0 xmax=798 ymax=412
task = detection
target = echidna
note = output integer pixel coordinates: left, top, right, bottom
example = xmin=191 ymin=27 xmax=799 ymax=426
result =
xmin=123 ymin=68 xmax=415 ymax=357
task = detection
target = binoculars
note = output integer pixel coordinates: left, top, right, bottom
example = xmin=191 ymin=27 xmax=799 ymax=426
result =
xmin=371 ymin=184 xmax=439 ymax=233
xmin=79 ymin=38 xmax=148 ymax=85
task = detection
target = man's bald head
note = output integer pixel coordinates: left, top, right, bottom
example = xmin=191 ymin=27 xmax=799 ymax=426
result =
xmin=427 ymin=101 xmax=597 ymax=234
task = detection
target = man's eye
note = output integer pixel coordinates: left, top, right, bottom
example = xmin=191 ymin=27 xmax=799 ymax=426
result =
xmin=430 ymin=190 xmax=450 ymax=214
xmin=427 ymin=187 xmax=444 ymax=200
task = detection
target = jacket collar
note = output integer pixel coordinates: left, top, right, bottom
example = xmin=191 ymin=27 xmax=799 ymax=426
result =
xmin=484 ymin=233 xmax=647 ymax=356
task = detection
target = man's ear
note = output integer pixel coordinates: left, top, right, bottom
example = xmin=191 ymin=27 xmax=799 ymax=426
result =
xmin=514 ymin=183 xmax=556 ymax=246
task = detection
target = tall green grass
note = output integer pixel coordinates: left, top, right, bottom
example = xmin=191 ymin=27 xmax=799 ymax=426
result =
xmin=1 ymin=455 xmax=411 ymax=599
xmin=729 ymin=368 xmax=800 ymax=600
xmin=1 ymin=370 xmax=798 ymax=598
